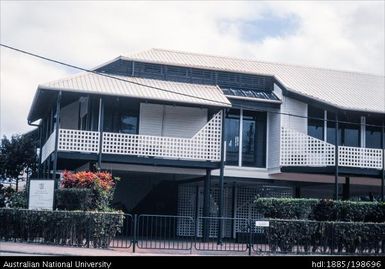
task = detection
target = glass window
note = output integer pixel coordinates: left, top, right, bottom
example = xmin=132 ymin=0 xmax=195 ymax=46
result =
xmin=103 ymin=98 xmax=139 ymax=134
xmin=120 ymin=114 xmax=138 ymax=134
xmin=242 ymin=111 xmax=266 ymax=168
xmin=327 ymin=111 xmax=342 ymax=145
xmin=225 ymin=109 xmax=240 ymax=166
xmin=308 ymin=106 xmax=324 ymax=140
xmin=340 ymin=114 xmax=360 ymax=147
xmin=366 ymin=115 xmax=383 ymax=149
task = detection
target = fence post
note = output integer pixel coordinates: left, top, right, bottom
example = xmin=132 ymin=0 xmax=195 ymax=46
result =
xmin=87 ymin=216 xmax=91 ymax=248
xmin=132 ymin=214 xmax=137 ymax=253
xmin=330 ymin=222 xmax=334 ymax=255
xmin=248 ymin=219 xmax=252 ymax=256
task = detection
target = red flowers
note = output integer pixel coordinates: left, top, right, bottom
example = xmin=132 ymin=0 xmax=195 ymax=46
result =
xmin=61 ymin=170 xmax=115 ymax=191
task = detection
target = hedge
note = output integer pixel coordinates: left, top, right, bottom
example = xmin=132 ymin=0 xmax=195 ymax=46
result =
xmin=0 ymin=208 xmax=124 ymax=248
xmin=254 ymin=198 xmax=385 ymax=222
xmin=266 ymin=219 xmax=385 ymax=254
xmin=55 ymin=188 xmax=93 ymax=211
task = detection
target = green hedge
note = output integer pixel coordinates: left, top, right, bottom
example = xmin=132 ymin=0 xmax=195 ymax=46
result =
xmin=0 ymin=208 xmax=124 ymax=248
xmin=254 ymin=198 xmax=385 ymax=222
xmin=55 ymin=189 xmax=93 ymax=211
xmin=266 ymin=219 xmax=385 ymax=254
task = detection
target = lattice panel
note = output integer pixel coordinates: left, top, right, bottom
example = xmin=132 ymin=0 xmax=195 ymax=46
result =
xmin=177 ymin=185 xmax=196 ymax=237
xmin=41 ymin=130 xmax=56 ymax=163
xmin=235 ymin=185 xmax=293 ymax=234
xmin=280 ymin=127 xmax=335 ymax=167
xmin=58 ymin=129 xmax=100 ymax=153
xmin=177 ymin=183 xmax=293 ymax=238
xmin=177 ymin=184 xmax=233 ymax=238
xmin=202 ymin=186 xmax=233 ymax=238
xmin=338 ymin=146 xmax=383 ymax=170
xmin=102 ymin=111 xmax=222 ymax=161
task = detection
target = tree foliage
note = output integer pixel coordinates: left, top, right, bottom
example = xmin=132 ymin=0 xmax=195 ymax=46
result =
xmin=0 ymin=131 xmax=38 ymax=190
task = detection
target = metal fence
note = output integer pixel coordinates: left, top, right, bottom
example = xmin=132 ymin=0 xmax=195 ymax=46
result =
xmin=2 ymin=212 xmax=384 ymax=256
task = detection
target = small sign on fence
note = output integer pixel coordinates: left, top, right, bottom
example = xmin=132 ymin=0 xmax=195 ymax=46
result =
xmin=28 ymin=179 xmax=54 ymax=210
xmin=255 ymin=221 xmax=270 ymax=227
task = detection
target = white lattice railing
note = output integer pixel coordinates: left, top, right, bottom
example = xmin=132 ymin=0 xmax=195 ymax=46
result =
xmin=58 ymin=129 xmax=100 ymax=153
xmin=338 ymin=146 xmax=383 ymax=170
xmin=280 ymin=127 xmax=335 ymax=167
xmin=102 ymin=111 xmax=222 ymax=161
xmin=41 ymin=130 xmax=56 ymax=163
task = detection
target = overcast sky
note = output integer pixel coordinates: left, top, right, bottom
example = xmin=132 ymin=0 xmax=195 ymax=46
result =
xmin=1 ymin=1 xmax=384 ymax=138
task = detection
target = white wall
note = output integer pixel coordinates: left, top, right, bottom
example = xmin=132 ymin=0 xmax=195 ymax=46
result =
xmin=139 ymin=103 xmax=208 ymax=138
xmin=139 ymin=103 xmax=164 ymax=136
xmin=60 ymin=100 xmax=79 ymax=129
xmin=281 ymin=96 xmax=307 ymax=133
xmin=267 ymin=111 xmax=281 ymax=170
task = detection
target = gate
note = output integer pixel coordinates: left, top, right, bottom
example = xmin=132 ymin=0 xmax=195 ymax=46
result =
xmin=194 ymin=217 xmax=251 ymax=253
xmin=135 ymin=214 xmax=194 ymax=250
xmin=109 ymin=214 xmax=133 ymax=248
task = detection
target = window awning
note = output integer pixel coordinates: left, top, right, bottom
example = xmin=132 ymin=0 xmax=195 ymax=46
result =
xmin=221 ymin=88 xmax=281 ymax=103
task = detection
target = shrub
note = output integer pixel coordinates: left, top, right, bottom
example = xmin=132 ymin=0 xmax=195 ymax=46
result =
xmin=0 ymin=208 xmax=124 ymax=248
xmin=0 ymin=184 xmax=15 ymax=207
xmin=61 ymin=170 xmax=116 ymax=191
xmin=61 ymin=171 xmax=119 ymax=211
xmin=254 ymin=198 xmax=318 ymax=219
xmin=9 ymin=190 xmax=27 ymax=209
xmin=254 ymin=197 xmax=385 ymax=222
xmin=310 ymin=199 xmax=337 ymax=221
xmin=266 ymin=219 xmax=385 ymax=254
xmin=55 ymin=188 xmax=93 ymax=211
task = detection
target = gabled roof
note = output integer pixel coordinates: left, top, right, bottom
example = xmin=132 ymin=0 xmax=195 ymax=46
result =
xmin=28 ymin=72 xmax=231 ymax=122
xmin=122 ymin=48 xmax=385 ymax=114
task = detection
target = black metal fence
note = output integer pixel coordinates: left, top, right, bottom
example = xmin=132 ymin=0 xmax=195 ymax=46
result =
xmin=106 ymin=214 xmax=385 ymax=256
xmin=2 ymin=211 xmax=384 ymax=255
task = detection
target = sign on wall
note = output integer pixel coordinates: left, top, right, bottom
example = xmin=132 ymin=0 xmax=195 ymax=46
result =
xmin=28 ymin=179 xmax=54 ymax=210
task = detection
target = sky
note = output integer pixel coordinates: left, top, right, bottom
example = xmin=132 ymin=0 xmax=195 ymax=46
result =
xmin=0 ymin=1 xmax=384 ymax=138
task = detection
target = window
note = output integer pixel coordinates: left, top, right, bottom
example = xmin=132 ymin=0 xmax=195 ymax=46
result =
xmin=79 ymin=97 xmax=89 ymax=130
xmin=242 ymin=111 xmax=266 ymax=168
xmin=120 ymin=114 xmax=138 ymax=134
xmin=327 ymin=112 xmax=360 ymax=146
xmin=103 ymin=98 xmax=139 ymax=134
xmin=327 ymin=111 xmax=340 ymax=145
xmin=224 ymin=109 xmax=267 ymax=167
xmin=366 ymin=115 xmax=383 ymax=149
xmin=308 ymin=106 xmax=324 ymax=140
xmin=225 ymin=109 xmax=240 ymax=165
xmin=340 ymin=114 xmax=360 ymax=147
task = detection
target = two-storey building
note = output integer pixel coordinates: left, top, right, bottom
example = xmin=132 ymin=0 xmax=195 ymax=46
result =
xmin=28 ymin=48 xmax=385 ymax=237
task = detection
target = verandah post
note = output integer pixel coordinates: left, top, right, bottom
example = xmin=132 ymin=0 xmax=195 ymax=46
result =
xmin=218 ymin=109 xmax=225 ymax=244
xmin=98 ymin=97 xmax=104 ymax=170
xmin=203 ymin=170 xmax=211 ymax=241
xmin=334 ymin=113 xmax=339 ymax=200
xmin=52 ymin=91 xmax=62 ymax=189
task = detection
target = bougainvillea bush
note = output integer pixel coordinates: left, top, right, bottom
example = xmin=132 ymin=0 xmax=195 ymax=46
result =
xmin=57 ymin=171 xmax=119 ymax=211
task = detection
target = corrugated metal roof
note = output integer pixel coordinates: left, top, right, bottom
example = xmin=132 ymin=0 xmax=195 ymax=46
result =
xmin=123 ymin=48 xmax=385 ymax=114
xmin=38 ymin=72 xmax=231 ymax=107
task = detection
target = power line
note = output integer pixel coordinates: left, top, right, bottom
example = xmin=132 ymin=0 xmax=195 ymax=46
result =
xmin=0 ymin=43 xmax=230 ymax=107
xmin=1 ymin=43 xmax=384 ymax=128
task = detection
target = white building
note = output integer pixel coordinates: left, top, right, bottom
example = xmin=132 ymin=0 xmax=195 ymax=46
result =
xmin=28 ymin=49 xmax=385 ymax=234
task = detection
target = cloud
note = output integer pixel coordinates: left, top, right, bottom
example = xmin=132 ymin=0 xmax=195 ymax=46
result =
xmin=0 ymin=1 xmax=384 ymax=137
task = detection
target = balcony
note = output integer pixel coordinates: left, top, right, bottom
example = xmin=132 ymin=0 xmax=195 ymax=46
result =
xmin=40 ymin=112 xmax=222 ymax=164
xmin=280 ymin=127 xmax=384 ymax=171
